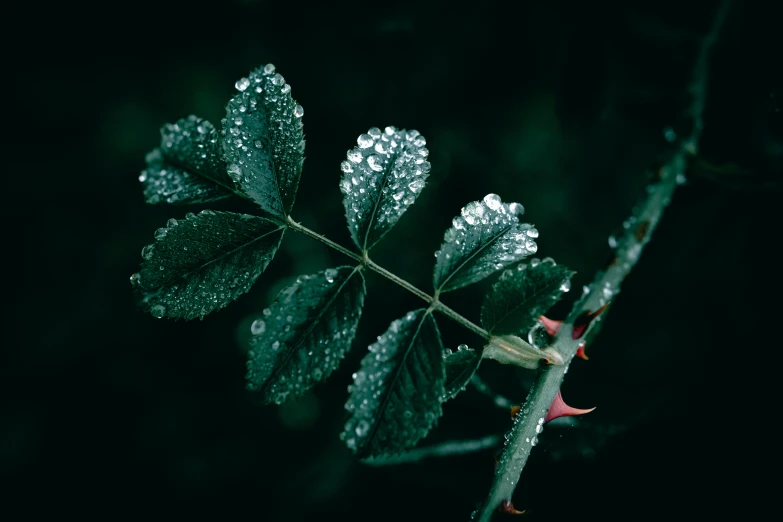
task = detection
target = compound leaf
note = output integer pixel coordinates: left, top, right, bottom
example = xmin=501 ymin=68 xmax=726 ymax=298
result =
xmin=339 ymin=126 xmax=431 ymax=251
xmin=433 ymin=194 xmax=538 ymax=293
xmin=140 ymin=115 xmax=235 ymax=205
xmin=223 ymin=64 xmax=305 ymax=219
xmin=481 ymin=258 xmax=575 ymax=335
xmin=341 ymin=309 xmax=445 ymax=457
xmin=246 ymin=266 xmax=366 ymax=404
xmin=443 ymin=347 xmax=481 ymax=401
xmin=131 ymin=211 xmax=284 ymax=320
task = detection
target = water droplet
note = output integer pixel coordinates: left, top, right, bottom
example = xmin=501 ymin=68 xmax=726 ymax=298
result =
xmin=227 ymin=163 xmax=242 ymax=181
xmin=508 ymin=202 xmax=525 ymax=215
xmin=129 ymin=272 xmax=141 ymax=286
xmin=141 ymin=244 xmax=154 ymax=260
xmin=525 ymin=240 xmax=537 ymax=253
xmin=340 ymin=160 xmax=353 ymax=173
xmin=272 ymin=341 xmax=280 ymax=350
xmin=235 ymin=77 xmax=250 ymax=91
xmin=408 ymin=179 xmax=425 ymax=192
xmin=483 ymin=193 xmax=502 ymax=210
xmin=676 ymin=172 xmax=687 ymax=185
xmin=530 ymin=258 xmax=541 ymax=268
xmin=263 ymin=308 xmax=272 ymax=317
xmin=663 ymin=127 xmax=677 ymax=142
xmin=294 ymin=105 xmax=304 ymax=118
xmin=357 ymin=134 xmax=374 ymax=148
xmin=457 ymin=344 xmax=468 ymax=351
xmin=325 ymin=268 xmax=338 ymax=283
xmin=368 ymin=127 xmax=381 ymax=138
xmin=251 ymin=319 xmax=266 ymax=335
xmin=367 ymin=155 xmax=384 ymax=172
xmin=525 ymin=227 xmax=539 ymax=238
xmin=166 ymin=218 xmax=178 ymax=228
xmin=154 ymin=228 xmax=168 ymax=240
xmin=264 ymin=63 xmax=276 ymax=75
xmin=281 ymin=84 xmax=291 ymax=94
xmin=608 ymin=235 xmax=618 ymax=248
xmin=150 ymin=304 xmax=166 ymax=318
xmin=560 ymin=280 xmax=571 ymax=292
xmin=355 ymin=419 xmax=370 ymax=437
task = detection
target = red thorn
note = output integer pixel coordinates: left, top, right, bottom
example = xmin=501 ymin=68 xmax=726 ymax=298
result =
xmin=576 ymin=343 xmax=589 ymax=360
xmin=539 ymin=316 xmax=563 ymax=337
xmin=510 ymin=405 xmax=521 ymax=419
xmin=545 ymin=390 xmax=595 ymax=423
xmin=572 ymin=303 xmax=609 ymax=339
xmin=499 ymin=500 xmax=525 ymax=515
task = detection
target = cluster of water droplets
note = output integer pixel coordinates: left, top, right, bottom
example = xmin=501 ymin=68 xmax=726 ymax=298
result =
xmin=131 ymin=211 xmax=281 ymax=320
xmin=245 ymin=267 xmax=364 ymax=404
xmin=434 ymin=194 xmax=536 ymax=291
xmin=223 ymin=64 xmax=305 ymax=216
xmin=341 ymin=310 xmax=444 ymax=455
xmin=339 ymin=126 xmax=431 ymax=248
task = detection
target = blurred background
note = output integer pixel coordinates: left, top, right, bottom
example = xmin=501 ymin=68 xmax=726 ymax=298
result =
xmin=5 ymin=0 xmax=781 ymax=519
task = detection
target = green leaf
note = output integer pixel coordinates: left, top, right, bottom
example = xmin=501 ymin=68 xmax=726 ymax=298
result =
xmin=223 ymin=64 xmax=305 ymax=219
xmin=246 ymin=266 xmax=366 ymax=404
xmin=433 ymin=194 xmax=538 ymax=293
xmin=140 ymin=115 xmax=235 ymax=205
xmin=443 ymin=347 xmax=481 ymax=401
xmin=339 ymin=126 xmax=431 ymax=251
xmin=481 ymin=258 xmax=575 ymax=335
xmin=341 ymin=309 xmax=445 ymax=457
xmin=131 ymin=211 xmax=284 ymax=320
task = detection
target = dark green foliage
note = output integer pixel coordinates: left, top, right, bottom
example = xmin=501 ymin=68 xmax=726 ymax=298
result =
xmin=246 ymin=266 xmax=366 ymax=404
xmin=223 ymin=65 xmax=305 ymax=219
xmin=443 ymin=347 xmax=481 ymax=401
xmin=131 ymin=211 xmax=284 ymax=320
xmin=433 ymin=194 xmax=539 ymax=293
xmin=338 ymin=127 xmax=431 ymax=251
xmin=481 ymin=259 xmax=575 ymax=335
xmin=341 ymin=310 xmax=446 ymax=457
xmin=140 ymin=115 xmax=235 ymax=205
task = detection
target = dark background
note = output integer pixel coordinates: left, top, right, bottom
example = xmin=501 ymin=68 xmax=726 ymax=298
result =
xmin=6 ymin=0 xmax=781 ymax=519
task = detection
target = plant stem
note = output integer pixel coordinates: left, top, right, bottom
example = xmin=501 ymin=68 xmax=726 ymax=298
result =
xmin=474 ymin=2 xmax=731 ymax=519
xmin=286 ymin=216 xmax=492 ymax=341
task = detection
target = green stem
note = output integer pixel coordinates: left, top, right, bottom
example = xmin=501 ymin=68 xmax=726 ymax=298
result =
xmin=286 ymin=216 xmax=491 ymax=341
xmin=474 ymin=2 xmax=731 ymax=519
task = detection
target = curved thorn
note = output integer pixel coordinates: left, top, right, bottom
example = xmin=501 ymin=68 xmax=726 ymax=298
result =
xmin=545 ymin=390 xmax=595 ymax=423
xmin=499 ymin=500 xmax=525 ymax=515
xmin=539 ymin=316 xmax=563 ymax=337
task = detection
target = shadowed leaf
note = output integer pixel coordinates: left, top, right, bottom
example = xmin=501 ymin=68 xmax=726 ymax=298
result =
xmin=246 ymin=266 xmax=366 ymax=403
xmin=131 ymin=211 xmax=284 ymax=320
xmin=140 ymin=115 xmax=235 ymax=205
xmin=341 ymin=309 xmax=445 ymax=457
xmin=481 ymin=258 xmax=575 ymax=335
xmin=443 ymin=347 xmax=481 ymax=401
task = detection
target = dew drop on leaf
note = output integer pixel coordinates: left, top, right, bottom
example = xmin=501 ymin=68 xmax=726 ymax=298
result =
xmin=251 ymin=319 xmax=266 ymax=335
xmin=235 ymin=77 xmax=250 ymax=91
xmin=150 ymin=304 xmax=166 ymax=318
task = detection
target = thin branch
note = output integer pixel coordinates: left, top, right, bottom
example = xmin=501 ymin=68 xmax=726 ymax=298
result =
xmin=474 ymin=3 xmax=731 ymax=519
xmin=286 ymin=217 xmax=492 ymax=341
xmin=361 ymin=435 xmax=501 ymax=466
